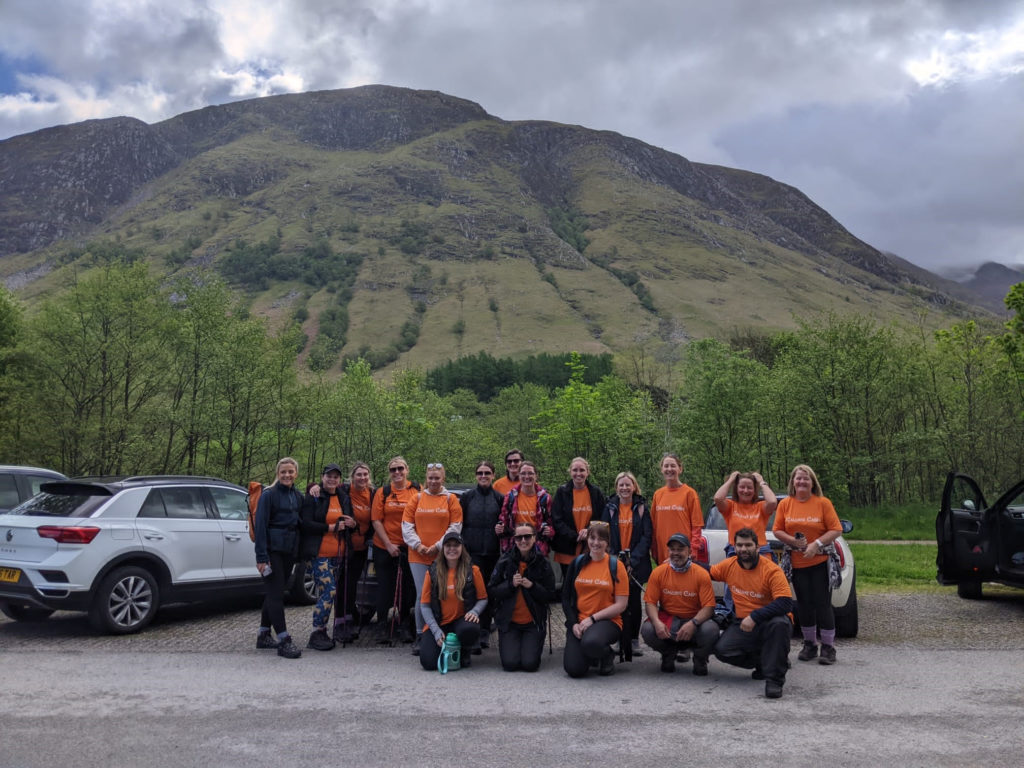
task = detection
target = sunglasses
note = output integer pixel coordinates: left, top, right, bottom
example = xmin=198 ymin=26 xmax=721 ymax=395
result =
xmin=513 ymin=534 xmax=535 ymax=542
xmin=506 ymin=458 xmax=522 ymax=465
xmin=476 ymin=470 xmax=493 ymax=476
xmin=388 ymin=466 xmax=406 ymax=472
xmin=426 ymin=463 xmax=444 ymax=470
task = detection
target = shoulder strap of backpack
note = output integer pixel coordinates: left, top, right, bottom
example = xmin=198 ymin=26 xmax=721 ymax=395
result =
xmin=609 ymin=554 xmax=619 ymax=584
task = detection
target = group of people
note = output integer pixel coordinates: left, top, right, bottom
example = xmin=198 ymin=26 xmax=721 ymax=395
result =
xmin=252 ymin=450 xmax=843 ymax=698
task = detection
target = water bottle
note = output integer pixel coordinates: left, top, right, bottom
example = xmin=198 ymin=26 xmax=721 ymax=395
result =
xmin=795 ymin=532 xmax=805 ymax=558
xmin=438 ymin=632 xmax=461 ymax=674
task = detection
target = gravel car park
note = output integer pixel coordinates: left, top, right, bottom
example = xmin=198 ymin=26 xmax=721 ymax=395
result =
xmin=0 ymin=475 xmax=315 ymax=633
xmin=703 ymin=499 xmax=858 ymax=637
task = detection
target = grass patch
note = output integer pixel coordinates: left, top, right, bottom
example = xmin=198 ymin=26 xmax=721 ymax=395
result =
xmin=850 ymin=543 xmax=936 ymax=587
xmin=841 ymin=501 xmax=936 ymax=540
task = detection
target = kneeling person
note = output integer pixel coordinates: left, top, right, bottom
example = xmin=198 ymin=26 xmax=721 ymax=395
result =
xmin=641 ymin=533 xmax=718 ymax=675
xmin=710 ymin=527 xmax=794 ymax=698
xmin=418 ymin=532 xmax=488 ymax=670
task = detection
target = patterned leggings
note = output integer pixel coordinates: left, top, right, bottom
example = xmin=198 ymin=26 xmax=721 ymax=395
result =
xmin=311 ymin=556 xmax=341 ymax=630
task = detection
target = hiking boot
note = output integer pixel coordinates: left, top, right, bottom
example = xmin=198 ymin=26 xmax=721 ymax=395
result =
xmin=277 ymin=637 xmax=302 ymax=659
xmin=599 ymin=654 xmax=616 ymax=676
xmin=307 ymin=628 xmax=334 ymax=651
xmin=797 ymin=641 xmax=819 ymax=661
xmin=751 ymin=667 xmax=765 ymax=680
xmin=765 ymin=680 xmax=784 ymax=699
xmin=819 ymin=643 xmax=837 ymax=665
xmin=333 ymin=622 xmax=355 ymax=645
xmin=256 ymin=630 xmax=277 ymax=649
xmin=631 ymin=639 xmax=643 ymax=657
xmin=660 ymin=654 xmax=676 ymax=673
xmin=692 ymin=656 xmax=709 ymax=676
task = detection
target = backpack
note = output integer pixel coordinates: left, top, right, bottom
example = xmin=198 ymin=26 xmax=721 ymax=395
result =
xmin=247 ymin=481 xmax=264 ymax=542
xmin=371 ymin=481 xmax=420 ymax=508
xmin=570 ymin=552 xmax=630 ymax=662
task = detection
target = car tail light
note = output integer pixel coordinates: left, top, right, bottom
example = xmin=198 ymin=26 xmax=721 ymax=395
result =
xmin=692 ymin=534 xmax=709 ymax=566
xmin=834 ymin=541 xmax=846 ymax=569
xmin=36 ymin=526 xmax=101 ymax=544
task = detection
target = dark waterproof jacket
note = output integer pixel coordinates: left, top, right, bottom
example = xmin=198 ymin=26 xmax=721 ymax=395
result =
xmin=298 ymin=488 xmax=354 ymax=560
xmin=459 ymin=485 xmax=504 ymax=558
xmin=253 ymin=482 xmax=304 ymax=562
xmin=551 ymin=481 xmax=606 ymax=556
xmin=601 ymin=493 xmax=654 ymax=583
xmin=487 ymin=547 xmax=557 ymax=633
xmin=425 ymin=561 xmax=478 ymax=622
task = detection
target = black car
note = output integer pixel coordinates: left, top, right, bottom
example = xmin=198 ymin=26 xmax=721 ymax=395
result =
xmin=936 ymin=472 xmax=1024 ymax=599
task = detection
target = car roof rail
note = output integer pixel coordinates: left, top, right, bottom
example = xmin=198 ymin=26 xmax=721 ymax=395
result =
xmin=119 ymin=475 xmax=234 ymax=484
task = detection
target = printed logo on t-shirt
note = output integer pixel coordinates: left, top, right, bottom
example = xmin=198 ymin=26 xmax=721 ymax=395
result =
xmin=661 ymin=588 xmax=697 ymax=598
xmin=575 ymin=577 xmax=611 ymax=587
xmin=732 ymin=587 xmax=766 ymax=600
xmin=786 ymin=515 xmax=822 ymax=524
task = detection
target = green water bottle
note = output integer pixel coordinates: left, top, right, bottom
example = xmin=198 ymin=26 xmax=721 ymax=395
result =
xmin=438 ymin=632 xmax=461 ymax=674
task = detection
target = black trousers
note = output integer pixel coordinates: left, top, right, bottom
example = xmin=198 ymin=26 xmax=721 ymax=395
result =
xmin=624 ymin=579 xmax=643 ymax=643
xmin=498 ymin=622 xmax=545 ymax=672
xmin=340 ymin=548 xmax=369 ymax=624
xmin=713 ymin=615 xmax=792 ymax=685
xmin=260 ymin=551 xmax=295 ymax=636
xmin=791 ymin=562 xmax=834 ymax=630
xmin=563 ymin=620 xmax=621 ymax=678
xmin=372 ymin=545 xmax=415 ymax=634
xmin=640 ymin=617 xmax=719 ymax=660
xmin=419 ymin=619 xmax=482 ymax=671
xmin=470 ymin=553 xmax=499 ymax=632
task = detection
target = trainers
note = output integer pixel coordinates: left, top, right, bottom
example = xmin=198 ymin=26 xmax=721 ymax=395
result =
xmin=692 ymin=656 xmax=708 ymax=676
xmin=819 ymin=644 xmax=837 ymax=665
xmin=631 ymin=639 xmax=643 ymax=657
xmin=765 ymin=680 xmax=784 ymax=699
xmin=751 ymin=667 xmax=765 ymax=680
xmin=256 ymin=631 xmax=277 ymax=649
xmin=277 ymin=637 xmax=302 ymax=659
xmin=307 ymin=628 xmax=334 ymax=651
xmin=797 ymin=641 xmax=819 ymax=661
xmin=660 ymin=654 xmax=676 ymax=673
xmin=599 ymin=654 xmax=616 ymax=676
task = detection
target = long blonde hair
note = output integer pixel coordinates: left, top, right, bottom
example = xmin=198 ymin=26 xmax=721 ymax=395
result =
xmin=433 ymin=544 xmax=472 ymax=599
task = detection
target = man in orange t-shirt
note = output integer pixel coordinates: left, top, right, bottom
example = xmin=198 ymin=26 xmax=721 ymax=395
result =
xmin=709 ymin=527 xmax=794 ymax=699
xmin=641 ymin=533 xmax=719 ymax=675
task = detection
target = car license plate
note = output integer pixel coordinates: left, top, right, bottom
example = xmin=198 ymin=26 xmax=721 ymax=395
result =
xmin=0 ymin=567 xmax=21 ymax=583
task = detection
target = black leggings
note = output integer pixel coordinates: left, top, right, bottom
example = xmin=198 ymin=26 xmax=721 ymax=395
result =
xmin=624 ymin=580 xmax=643 ymax=643
xmin=341 ymin=548 xmax=368 ymax=623
xmin=419 ymin=619 xmax=482 ymax=671
xmin=372 ymin=546 xmax=415 ymax=633
xmin=498 ymin=622 xmax=545 ymax=672
xmin=260 ymin=551 xmax=295 ymax=635
xmin=791 ymin=561 xmax=834 ymax=630
xmin=563 ymin=620 xmax=621 ymax=678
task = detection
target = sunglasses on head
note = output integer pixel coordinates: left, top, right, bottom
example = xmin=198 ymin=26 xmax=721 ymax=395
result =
xmin=426 ymin=463 xmax=444 ymax=470
xmin=513 ymin=533 xmax=535 ymax=542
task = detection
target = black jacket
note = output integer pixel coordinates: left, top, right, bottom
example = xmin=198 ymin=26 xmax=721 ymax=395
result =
xmin=601 ymin=493 xmax=653 ymax=583
xmin=298 ymin=488 xmax=353 ymax=560
xmin=551 ymin=481 xmax=606 ymax=556
xmin=459 ymin=485 xmax=504 ymax=557
xmin=487 ymin=547 xmax=557 ymax=633
xmin=561 ymin=552 xmax=621 ymax=629
xmin=426 ymin=561 xmax=478 ymax=623
xmin=253 ymin=483 xmax=304 ymax=562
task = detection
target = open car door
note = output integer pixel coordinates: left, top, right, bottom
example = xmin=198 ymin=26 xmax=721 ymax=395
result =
xmin=987 ymin=479 xmax=1024 ymax=580
xmin=936 ymin=473 xmax=993 ymax=596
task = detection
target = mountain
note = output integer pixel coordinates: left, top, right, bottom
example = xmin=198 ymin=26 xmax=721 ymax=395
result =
xmin=962 ymin=262 xmax=1024 ymax=311
xmin=0 ymin=85 xmax=993 ymax=373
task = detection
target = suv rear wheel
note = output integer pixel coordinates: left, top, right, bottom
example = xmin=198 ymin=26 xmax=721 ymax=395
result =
xmin=0 ymin=603 xmax=55 ymax=622
xmin=288 ymin=559 xmax=318 ymax=605
xmin=89 ymin=566 xmax=160 ymax=634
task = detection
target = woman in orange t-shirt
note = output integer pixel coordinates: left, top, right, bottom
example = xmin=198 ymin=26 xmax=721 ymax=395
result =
xmin=602 ymin=471 xmax=652 ymax=659
xmin=561 ymin=521 xmax=629 ymax=678
xmin=370 ymin=456 xmax=420 ymax=643
xmin=650 ymin=453 xmax=704 ymax=566
xmin=551 ymin=457 xmax=606 ymax=578
xmin=497 ymin=462 xmax=553 ymax=554
xmin=403 ymin=462 xmax=463 ymax=647
xmin=773 ymin=464 xmax=842 ymax=666
xmin=712 ymin=470 xmax=778 ymax=557
xmin=418 ymin=531 xmax=487 ymax=670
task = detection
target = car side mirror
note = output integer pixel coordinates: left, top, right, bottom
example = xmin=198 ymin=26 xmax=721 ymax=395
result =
xmin=962 ymin=499 xmax=976 ymax=511
xmin=840 ymin=519 xmax=853 ymax=534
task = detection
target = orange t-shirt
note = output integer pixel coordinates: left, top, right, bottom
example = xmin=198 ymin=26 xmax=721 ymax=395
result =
xmin=643 ymin=561 xmax=716 ymax=619
xmin=718 ymin=498 xmax=771 ymax=547
xmin=709 ymin=556 xmax=791 ymax=619
xmin=493 ymin=476 xmax=516 ymax=495
xmin=511 ymin=561 xmax=533 ymax=624
xmin=421 ymin=564 xmax=488 ymax=627
xmin=513 ymin=492 xmax=538 ymax=527
xmin=574 ymin=557 xmax=629 ymax=628
xmin=773 ymin=496 xmax=841 ymax=569
xmin=371 ymin=485 xmax=419 ymax=549
xmin=555 ymin=488 xmax=594 ymax=565
xmin=317 ymin=494 xmax=345 ymax=558
xmin=404 ymin=491 xmax=463 ymax=565
xmin=617 ymin=502 xmax=634 ymax=552
xmin=349 ymin=486 xmax=372 ymax=551
xmin=651 ymin=484 xmax=703 ymax=564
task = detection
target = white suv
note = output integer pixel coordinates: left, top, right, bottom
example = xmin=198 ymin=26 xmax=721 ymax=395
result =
xmin=0 ymin=476 xmax=315 ymax=633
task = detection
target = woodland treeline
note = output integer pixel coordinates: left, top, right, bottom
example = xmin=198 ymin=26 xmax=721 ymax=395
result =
xmin=2 ymin=259 xmax=1024 ymax=509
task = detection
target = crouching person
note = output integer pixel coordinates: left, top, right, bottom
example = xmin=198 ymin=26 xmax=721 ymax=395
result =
xmin=641 ymin=533 xmax=718 ymax=675
xmin=418 ymin=532 xmax=488 ymax=670
xmin=710 ymin=527 xmax=794 ymax=698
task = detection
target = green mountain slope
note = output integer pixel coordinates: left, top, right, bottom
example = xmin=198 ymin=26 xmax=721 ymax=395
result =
xmin=0 ymin=85 xmax=989 ymax=374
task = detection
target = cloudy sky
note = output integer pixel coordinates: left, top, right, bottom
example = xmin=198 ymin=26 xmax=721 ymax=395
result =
xmin=1 ymin=0 xmax=1022 ymax=275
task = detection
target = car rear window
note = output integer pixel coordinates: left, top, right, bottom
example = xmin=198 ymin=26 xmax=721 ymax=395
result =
xmin=7 ymin=483 xmax=112 ymax=518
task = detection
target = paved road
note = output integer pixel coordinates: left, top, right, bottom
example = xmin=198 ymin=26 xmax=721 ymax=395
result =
xmin=2 ymin=590 xmax=1022 ymax=768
